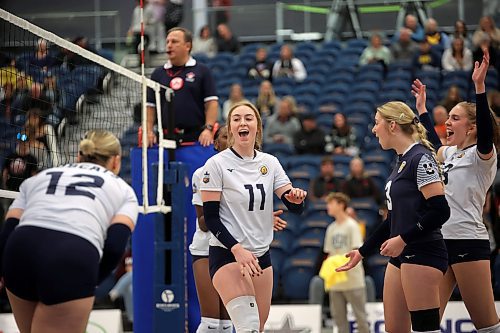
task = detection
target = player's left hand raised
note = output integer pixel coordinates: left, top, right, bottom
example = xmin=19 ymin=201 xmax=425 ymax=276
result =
xmin=380 ymin=236 xmax=406 ymax=257
xmin=284 ymin=188 xmax=307 ymax=204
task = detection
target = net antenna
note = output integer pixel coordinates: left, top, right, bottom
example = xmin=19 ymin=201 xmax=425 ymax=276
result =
xmin=0 ymin=8 xmax=173 ymax=214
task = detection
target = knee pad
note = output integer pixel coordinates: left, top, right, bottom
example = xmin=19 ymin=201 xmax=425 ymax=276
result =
xmin=225 ymin=296 xmax=260 ymax=333
xmin=219 ymin=319 xmax=233 ymax=333
xmin=477 ymin=322 xmax=500 ymax=333
xmin=410 ymin=308 xmax=440 ymax=332
xmin=196 ymin=317 xmax=220 ymax=333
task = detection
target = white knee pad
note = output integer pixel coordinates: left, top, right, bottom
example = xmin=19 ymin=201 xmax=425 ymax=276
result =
xmin=477 ymin=322 xmax=500 ymax=333
xmin=219 ymin=319 xmax=233 ymax=333
xmin=196 ymin=317 xmax=220 ymax=333
xmin=225 ymin=296 xmax=260 ymax=333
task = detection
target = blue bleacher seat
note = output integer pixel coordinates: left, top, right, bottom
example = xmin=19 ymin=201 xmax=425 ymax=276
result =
xmin=347 ymin=92 xmax=377 ymax=106
xmin=382 ymin=80 xmax=411 ymax=94
xmin=378 ymin=90 xmax=409 ymax=104
xmin=295 ymin=95 xmax=317 ymax=113
xmin=281 ymin=257 xmax=317 ymax=300
xmin=301 ymin=74 xmax=326 ymax=86
xmin=344 ymin=102 xmax=376 ymax=118
xmin=352 ymin=81 xmax=380 ymax=94
xmin=387 ymin=70 xmax=412 ymax=82
xmin=387 ymin=60 xmax=412 ymax=73
xmin=366 ymin=254 xmax=389 ymax=299
xmin=326 ymin=71 xmax=355 ymax=85
xmin=241 ymin=43 xmax=263 ymax=55
xmin=294 ymin=84 xmax=321 ymax=98
xmin=346 ymin=38 xmax=369 ymax=50
xmin=359 ymin=62 xmax=384 ymax=74
xmin=273 ymin=85 xmax=293 ymax=97
xmin=322 ymin=40 xmax=342 ymax=52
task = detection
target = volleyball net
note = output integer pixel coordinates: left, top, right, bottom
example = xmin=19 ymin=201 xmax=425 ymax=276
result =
xmin=0 ymin=8 xmax=171 ymax=213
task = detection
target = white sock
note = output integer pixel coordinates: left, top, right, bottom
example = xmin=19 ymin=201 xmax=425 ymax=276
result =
xmin=196 ymin=317 xmax=220 ymax=333
xmin=478 ymin=322 xmax=500 ymax=333
xmin=219 ymin=319 xmax=233 ymax=333
xmin=225 ymin=296 xmax=260 ymax=333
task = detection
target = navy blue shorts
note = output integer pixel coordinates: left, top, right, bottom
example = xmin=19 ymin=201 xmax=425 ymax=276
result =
xmin=192 ymin=255 xmax=208 ymax=264
xmin=209 ymin=246 xmax=272 ymax=279
xmin=445 ymin=239 xmax=491 ymax=265
xmin=3 ymin=226 xmax=100 ymax=305
xmin=389 ymin=239 xmax=448 ymax=274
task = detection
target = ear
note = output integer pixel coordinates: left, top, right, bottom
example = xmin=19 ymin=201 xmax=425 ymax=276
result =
xmin=389 ymin=120 xmax=397 ymax=132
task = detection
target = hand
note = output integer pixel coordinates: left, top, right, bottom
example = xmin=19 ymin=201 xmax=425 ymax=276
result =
xmin=272 ymin=209 xmax=287 ymax=231
xmin=336 ymin=250 xmax=363 ymax=272
xmin=198 ymin=129 xmax=214 ymax=147
xmin=147 ymin=130 xmax=157 ymax=147
xmin=231 ymin=244 xmax=262 ymax=277
xmin=411 ymin=79 xmax=428 ymax=116
xmin=380 ymin=236 xmax=406 ymax=257
xmin=472 ymin=48 xmax=489 ymax=93
xmin=284 ymin=188 xmax=307 ymax=204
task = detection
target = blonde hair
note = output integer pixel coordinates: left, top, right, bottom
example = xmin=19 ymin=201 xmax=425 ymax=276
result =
xmin=377 ymin=101 xmax=442 ymax=175
xmin=456 ymin=101 xmax=500 ymax=148
xmin=280 ymin=95 xmax=298 ymax=115
xmin=79 ymin=129 xmax=121 ymax=166
xmin=227 ymin=102 xmax=263 ymax=150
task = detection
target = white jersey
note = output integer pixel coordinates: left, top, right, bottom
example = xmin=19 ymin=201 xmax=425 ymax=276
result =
xmin=189 ymin=167 xmax=211 ymax=256
xmin=10 ymin=162 xmax=139 ymax=257
xmin=200 ymin=148 xmax=290 ymax=256
xmin=440 ymin=145 xmax=497 ymax=240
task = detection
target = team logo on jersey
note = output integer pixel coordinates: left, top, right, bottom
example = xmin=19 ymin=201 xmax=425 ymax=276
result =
xmin=397 ymin=161 xmax=406 ymax=173
xmin=169 ymin=77 xmax=184 ymax=90
xmin=456 ymin=152 xmax=465 ymax=158
xmin=259 ymin=165 xmax=268 ymax=176
xmin=192 ymin=182 xmax=198 ymax=193
xmin=185 ymin=71 xmax=196 ymax=82
xmin=202 ymin=172 xmax=210 ymax=183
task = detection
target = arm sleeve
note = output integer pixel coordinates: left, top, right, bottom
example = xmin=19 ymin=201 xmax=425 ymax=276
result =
xmin=203 ymin=201 xmax=238 ymax=249
xmin=476 ymin=92 xmax=494 ymax=155
xmin=358 ymin=213 xmax=391 ymax=257
xmin=98 ymin=223 xmax=131 ymax=283
xmin=418 ymin=112 xmax=442 ymax=150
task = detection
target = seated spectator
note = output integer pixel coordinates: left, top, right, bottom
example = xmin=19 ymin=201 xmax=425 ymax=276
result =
xmin=1 ymin=137 xmax=38 ymax=192
xmin=192 ymin=25 xmax=217 ymax=58
xmin=216 ymin=23 xmax=240 ymax=53
xmin=255 ymin=80 xmax=278 ymax=117
xmin=392 ymin=14 xmax=424 ymax=43
xmin=0 ymin=58 xmax=22 ymax=88
xmin=293 ymin=113 xmax=326 ymax=155
xmin=424 ymin=18 xmax=451 ymax=53
xmin=432 ymin=105 xmax=448 ymax=144
xmin=247 ymin=47 xmax=272 ymax=81
xmin=342 ymin=157 xmax=383 ymax=206
xmin=221 ymin=83 xmax=249 ymax=121
xmin=327 ymin=113 xmax=358 ymax=156
xmin=30 ymin=38 xmax=56 ymax=69
xmin=442 ymin=37 xmax=473 ymax=71
xmin=359 ymin=33 xmax=391 ymax=66
xmin=439 ymin=85 xmax=463 ymax=112
xmin=472 ymin=16 xmax=500 ymax=50
xmin=23 ymin=107 xmax=57 ymax=168
xmin=390 ymin=28 xmax=419 ymax=63
xmin=41 ymin=73 xmax=62 ymax=126
xmin=11 ymin=81 xmax=43 ymax=125
xmin=472 ymin=33 xmax=499 ymax=71
xmin=309 ymin=157 xmax=343 ymax=201
xmin=0 ymin=82 xmax=15 ymax=123
xmin=263 ymin=95 xmax=301 ymax=145
xmin=322 ymin=192 xmax=369 ymax=333
xmin=272 ymin=44 xmax=307 ymax=82
xmin=450 ymin=19 xmax=472 ymax=50
xmin=412 ymin=39 xmax=442 ymax=72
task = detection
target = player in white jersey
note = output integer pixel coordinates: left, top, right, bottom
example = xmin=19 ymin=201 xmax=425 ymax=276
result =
xmin=200 ymin=102 xmax=307 ymax=332
xmin=0 ymin=130 xmax=138 ymax=333
xmin=413 ymin=49 xmax=500 ymax=332
xmin=191 ymin=125 xmax=287 ymax=333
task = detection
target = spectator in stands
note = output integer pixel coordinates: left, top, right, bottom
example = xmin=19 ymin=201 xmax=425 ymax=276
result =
xmin=41 ymin=73 xmax=62 ymax=126
xmin=359 ymin=33 xmax=391 ymax=67
xmin=309 ymin=157 xmax=343 ymax=201
xmin=255 ymin=80 xmax=278 ymax=118
xmin=328 ymin=113 xmax=358 ymax=156
xmin=450 ymin=19 xmax=472 ymax=50
xmin=192 ymin=25 xmax=217 ymax=58
xmin=263 ymin=95 xmax=301 ymax=145
xmin=412 ymin=39 xmax=442 ymax=72
xmin=0 ymin=58 xmax=22 ymax=88
xmin=1 ymin=138 xmax=38 ymax=192
xmin=293 ymin=113 xmax=326 ymax=155
xmin=0 ymin=82 xmax=15 ymax=123
xmin=272 ymin=44 xmax=307 ymax=82
xmin=432 ymin=105 xmax=448 ymax=144
xmin=247 ymin=47 xmax=273 ymax=81
xmin=128 ymin=0 xmax=155 ymax=55
xmin=23 ymin=107 xmax=54 ymax=169
xmin=323 ymin=192 xmax=369 ymax=333
xmin=472 ymin=16 xmax=500 ymax=50
xmin=392 ymin=14 xmax=424 ymax=43
xmin=222 ymin=83 xmax=249 ymax=122
xmin=11 ymin=81 xmax=43 ymax=125
xmin=216 ymin=23 xmax=240 ymax=53
xmin=342 ymin=157 xmax=383 ymax=207
xmin=390 ymin=28 xmax=419 ymax=63
xmin=472 ymin=33 xmax=499 ymax=72
xmin=424 ymin=18 xmax=451 ymax=53
xmin=439 ymin=85 xmax=463 ymax=112
xmin=30 ymin=38 xmax=56 ymax=70
xmin=442 ymin=38 xmax=473 ymax=71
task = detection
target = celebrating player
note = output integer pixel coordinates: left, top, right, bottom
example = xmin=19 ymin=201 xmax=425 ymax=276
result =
xmin=200 ymin=102 xmax=306 ymax=332
xmin=0 ymin=130 xmax=138 ymax=333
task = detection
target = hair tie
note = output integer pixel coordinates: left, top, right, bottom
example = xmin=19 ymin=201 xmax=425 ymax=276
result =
xmin=412 ymin=117 xmax=420 ymax=124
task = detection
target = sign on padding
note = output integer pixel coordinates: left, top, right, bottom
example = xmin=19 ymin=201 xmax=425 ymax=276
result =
xmin=265 ymin=304 xmax=321 ymax=333
xmin=0 ymin=309 xmax=122 ymax=333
